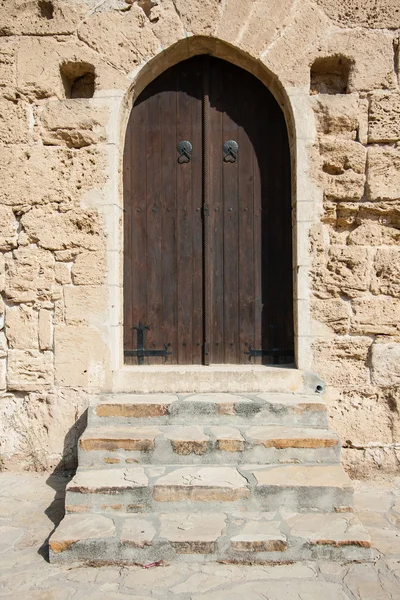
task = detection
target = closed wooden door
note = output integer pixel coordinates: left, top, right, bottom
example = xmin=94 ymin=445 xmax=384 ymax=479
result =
xmin=124 ymin=56 xmax=294 ymax=365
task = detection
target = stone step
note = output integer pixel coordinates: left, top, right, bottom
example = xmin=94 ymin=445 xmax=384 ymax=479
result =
xmin=112 ymin=365 xmax=310 ymax=394
xmin=65 ymin=464 xmax=353 ymax=515
xmin=78 ymin=425 xmax=340 ymax=467
xmin=49 ymin=510 xmax=371 ymax=565
xmin=89 ymin=393 xmax=328 ymax=428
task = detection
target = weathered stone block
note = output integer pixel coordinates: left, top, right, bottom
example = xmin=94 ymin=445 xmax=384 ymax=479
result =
xmin=217 ymin=0 xmax=254 ymax=44
xmin=7 ymin=349 xmax=54 ymax=391
xmin=0 ymin=358 xmax=6 ymax=391
xmin=54 ymin=325 xmax=110 ymax=389
xmin=96 ymin=395 xmax=175 ymax=418
xmin=120 ymin=517 xmax=156 ymax=548
xmin=231 ymin=520 xmax=287 ymax=552
xmin=16 ymin=37 xmax=127 ymax=100
xmin=38 ymin=100 xmax=107 ymax=148
xmin=0 ymin=0 xmax=84 ymax=36
xmin=64 ymin=285 xmax=107 ymax=326
xmin=235 ymin=0 xmax=294 ymax=57
xmin=54 ymin=263 xmax=71 ymax=285
xmin=5 ymin=246 xmax=55 ymax=303
xmin=77 ymin=6 xmax=159 ymax=75
xmin=55 ymin=249 xmax=79 ymax=262
xmin=0 ymin=331 xmax=6 ymax=358
xmin=21 ymin=207 xmax=105 ymax=252
xmin=316 ymin=0 xmax=400 ymax=29
xmin=148 ymin=0 xmax=185 ymax=48
xmin=0 ymin=255 xmax=5 ymax=295
xmin=172 ymin=0 xmax=221 ymax=36
xmin=311 ymin=299 xmax=350 ymax=334
xmin=371 ymin=343 xmax=400 ymax=386
xmin=313 ymin=246 xmax=371 ymax=298
xmin=71 ymin=251 xmax=106 ymax=285
xmin=371 ymin=248 xmax=400 ymax=297
xmin=5 ymin=305 xmax=38 ymax=349
xmin=0 ymin=206 xmax=18 ymax=251
xmin=166 ymin=427 xmax=210 ymax=456
xmin=0 ymin=146 xmax=107 ymax=209
xmin=347 ymin=221 xmax=384 ymax=246
xmin=0 ymin=38 xmax=17 ymax=89
xmin=368 ymin=93 xmax=400 ymax=143
xmin=351 ymin=297 xmax=400 ymax=335
xmin=320 ymin=30 xmax=396 ymax=92
xmin=320 ymin=139 xmax=366 ymax=200
xmin=367 ymin=147 xmax=400 ymax=201
xmin=262 ymin=1 xmax=332 ymax=87
xmin=153 ymin=466 xmax=249 ymax=502
xmin=0 ymin=99 xmax=28 ymax=144
xmin=39 ymin=308 xmax=53 ymax=350
xmin=49 ymin=513 xmax=115 ymax=554
xmin=159 ymin=513 xmax=226 ymax=553
xmin=311 ymin=94 xmax=359 ymax=139
xmin=313 ymin=337 xmax=371 ymax=386
xmin=330 ymin=392 xmax=393 ymax=445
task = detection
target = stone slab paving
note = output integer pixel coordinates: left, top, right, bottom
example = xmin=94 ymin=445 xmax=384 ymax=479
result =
xmin=0 ymin=472 xmax=400 ymax=599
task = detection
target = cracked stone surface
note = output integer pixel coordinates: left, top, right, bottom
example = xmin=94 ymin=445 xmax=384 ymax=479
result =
xmin=68 ymin=467 xmax=148 ymax=491
xmin=153 ymin=466 xmax=250 ymax=501
xmin=284 ymin=512 xmax=371 ymax=547
xmin=49 ymin=514 xmax=116 ymax=553
xmin=1 ymin=472 xmax=400 ymax=598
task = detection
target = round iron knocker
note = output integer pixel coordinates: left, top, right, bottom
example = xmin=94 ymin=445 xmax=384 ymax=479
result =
xmin=223 ymin=140 xmax=238 ymax=163
xmin=177 ymin=140 xmax=192 ymax=163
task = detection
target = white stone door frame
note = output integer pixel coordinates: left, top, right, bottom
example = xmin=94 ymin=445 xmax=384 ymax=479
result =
xmin=102 ymin=37 xmax=320 ymax=388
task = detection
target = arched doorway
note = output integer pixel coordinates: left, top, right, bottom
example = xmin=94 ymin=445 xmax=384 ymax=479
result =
xmin=123 ymin=56 xmax=294 ymax=366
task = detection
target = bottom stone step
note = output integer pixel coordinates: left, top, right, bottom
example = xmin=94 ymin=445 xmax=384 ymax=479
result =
xmin=49 ymin=510 xmax=372 ymax=565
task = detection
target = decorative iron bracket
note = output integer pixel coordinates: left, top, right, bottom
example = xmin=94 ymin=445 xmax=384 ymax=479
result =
xmin=125 ymin=322 xmax=172 ymax=365
xmin=244 ymin=345 xmax=294 ymax=361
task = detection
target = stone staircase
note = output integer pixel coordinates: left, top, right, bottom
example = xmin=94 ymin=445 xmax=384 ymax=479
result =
xmin=49 ymin=390 xmax=372 ymax=564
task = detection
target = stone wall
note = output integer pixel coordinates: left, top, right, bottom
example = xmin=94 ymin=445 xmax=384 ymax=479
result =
xmin=0 ymin=0 xmax=399 ymax=475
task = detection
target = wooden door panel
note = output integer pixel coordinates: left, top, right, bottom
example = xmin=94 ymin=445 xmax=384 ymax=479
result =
xmin=124 ymin=56 xmax=293 ymax=366
xmin=208 ymin=58 xmax=294 ymax=365
xmin=124 ymin=60 xmax=203 ymax=364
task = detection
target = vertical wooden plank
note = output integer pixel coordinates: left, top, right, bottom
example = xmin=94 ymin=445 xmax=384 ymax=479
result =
xmin=145 ymin=88 xmax=163 ymax=363
xmin=237 ymin=95 xmax=255 ymax=364
xmin=253 ymin=114 xmax=263 ymax=365
xmin=208 ymin=59 xmax=224 ymax=364
xmin=160 ymin=74 xmax=178 ymax=364
xmin=190 ymin=59 xmax=204 ymax=364
xmin=123 ymin=109 xmax=133 ymax=364
xmin=220 ymin=63 xmax=239 ymax=363
xmin=176 ymin=63 xmax=194 ymax=364
xmin=125 ymin=96 xmax=148 ymax=363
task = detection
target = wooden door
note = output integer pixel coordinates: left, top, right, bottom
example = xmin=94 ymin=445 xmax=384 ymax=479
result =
xmin=123 ymin=56 xmax=294 ymax=365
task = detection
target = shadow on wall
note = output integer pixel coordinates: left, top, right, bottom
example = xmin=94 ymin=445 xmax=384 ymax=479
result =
xmin=38 ymin=409 xmax=88 ymax=562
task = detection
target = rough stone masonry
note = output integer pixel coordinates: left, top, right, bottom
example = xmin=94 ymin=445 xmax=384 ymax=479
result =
xmin=0 ymin=0 xmax=399 ymax=477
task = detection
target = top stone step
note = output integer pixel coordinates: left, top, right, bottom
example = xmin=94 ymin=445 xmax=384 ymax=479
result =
xmin=90 ymin=393 xmax=328 ymax=428
xmin=113 ymin=365 xmax=314 ymax=394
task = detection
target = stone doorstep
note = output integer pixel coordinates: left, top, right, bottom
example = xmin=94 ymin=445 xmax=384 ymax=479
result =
xmin=79 ymin=425 xmax=339 ymax=454
xmin=48 ymin=511 xmax=371 ymax=564
xmin=112 ymin=365 xmax=304 ymax=394
xmin=93 ymin=392 xmax=327 ymax=420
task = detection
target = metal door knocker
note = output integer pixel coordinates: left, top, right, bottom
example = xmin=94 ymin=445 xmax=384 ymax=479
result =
xmin=177 ymin=140 xmax=192 ymax=163
xmin=223 ymin=140 xmax=238 ymax=163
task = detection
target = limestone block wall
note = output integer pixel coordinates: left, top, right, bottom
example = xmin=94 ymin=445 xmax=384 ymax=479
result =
xmin=0 ymin=0 xmax=398 ymax=475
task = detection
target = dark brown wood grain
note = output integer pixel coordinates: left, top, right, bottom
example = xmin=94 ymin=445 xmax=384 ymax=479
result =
xmin=123 ymin=56 xmax=294 ymax=365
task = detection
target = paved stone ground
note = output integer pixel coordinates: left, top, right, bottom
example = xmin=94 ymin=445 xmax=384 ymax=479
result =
xmin=0 ymin=472 xmax=400 ymax=599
